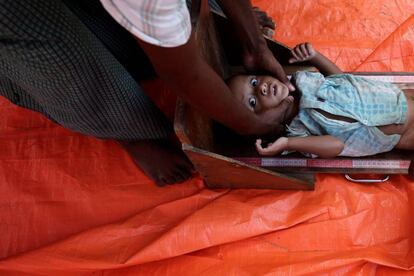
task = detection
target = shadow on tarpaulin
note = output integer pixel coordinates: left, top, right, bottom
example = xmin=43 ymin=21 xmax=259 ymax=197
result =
xmin=0 ymin=0 xmax=413 ymax=275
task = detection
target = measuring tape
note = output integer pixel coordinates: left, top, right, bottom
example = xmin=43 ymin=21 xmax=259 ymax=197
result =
xmin=235 ymin=157 xmax=411 ymax=169
xmin=287 ymin=73 xmax=414 ymax=83
xmin=355 ymin=74 xmax=414 ymax=83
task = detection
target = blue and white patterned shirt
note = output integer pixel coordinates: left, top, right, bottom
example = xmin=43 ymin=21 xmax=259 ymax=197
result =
xmin=100 ymin=0 xmax=191 ymax=47
xmin=287 ymin=71 xmax=408 ymax=157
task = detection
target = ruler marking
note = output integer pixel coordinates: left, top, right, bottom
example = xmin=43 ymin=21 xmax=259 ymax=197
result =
xmin=357 ymin=75 xmax=414 ymax=83
xmin=234 ymin=158 xmax=410 ymax=169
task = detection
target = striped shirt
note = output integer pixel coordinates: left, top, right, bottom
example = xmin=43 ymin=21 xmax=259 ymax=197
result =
xmin=100 ymin=0 xmax=191 ymax=47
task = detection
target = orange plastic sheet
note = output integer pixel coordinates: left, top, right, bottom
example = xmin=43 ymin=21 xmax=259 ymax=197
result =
xmin=0 ymin=1 xmax=413 ymax=275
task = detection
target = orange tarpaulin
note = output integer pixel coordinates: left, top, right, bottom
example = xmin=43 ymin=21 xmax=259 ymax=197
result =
xmin=0 ymin=1 xmax=413 ymax=275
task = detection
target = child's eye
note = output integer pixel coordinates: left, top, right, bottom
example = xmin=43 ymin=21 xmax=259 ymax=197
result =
xmin=248 ymin=96 xmax=257 ymax=108
xmin=250 ymin=78 xmax=259 ymax=87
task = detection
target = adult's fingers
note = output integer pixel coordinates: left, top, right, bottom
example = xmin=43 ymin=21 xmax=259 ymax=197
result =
xmin=262 ymin=27 xmax=275 ymax=37
xmin=257 ymin=13 xmax=276 ymax=29
xmin=253 ymin=7 xmax=276 ymax=29
xmin=270 ymin=58 xmax=295 ymax=91
xmin=276 ymin=80 xmax=288 ymax=96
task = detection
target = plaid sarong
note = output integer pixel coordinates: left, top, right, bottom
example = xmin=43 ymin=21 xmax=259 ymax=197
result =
xmin=0 ymin=0 xmax=173 ymax=140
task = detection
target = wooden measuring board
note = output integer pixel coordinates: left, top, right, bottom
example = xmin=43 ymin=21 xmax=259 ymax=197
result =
xmin=174 ymin=6 xmax=414 ymax=189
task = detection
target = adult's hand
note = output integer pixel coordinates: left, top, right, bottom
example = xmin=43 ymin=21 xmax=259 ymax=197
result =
xmin=243 ymin=45 xmax=295 ymax=92
xmin=252 ymin=6 xmax=276 ymax=37
xmin=216 ymin=0 xmax=294 ymax=92
xmin=137 ymin=33 xmax=282 ymax=136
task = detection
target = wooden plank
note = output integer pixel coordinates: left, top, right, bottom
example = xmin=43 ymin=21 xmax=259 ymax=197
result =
xmin=183 ymin=144 xmax=313 ymax=190
xmin=174 ymin=99 xmax=215 ymax=151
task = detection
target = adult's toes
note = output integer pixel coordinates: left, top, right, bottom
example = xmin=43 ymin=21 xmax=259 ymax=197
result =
xmin=155 ymin=175 xmax=169 ymax=187
xmin=175 ymin=167 xmax=193 ymax=183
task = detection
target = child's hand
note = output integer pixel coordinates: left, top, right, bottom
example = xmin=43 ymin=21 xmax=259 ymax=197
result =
xmin=289 ymin=43 xmax=316 ymax=63
xmin=256 ymin=137 xmax=288 ymax=156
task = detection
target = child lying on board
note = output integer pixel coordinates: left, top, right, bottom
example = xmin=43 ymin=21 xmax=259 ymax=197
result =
xmin=227 ymin=43 xmax=414 ymax=158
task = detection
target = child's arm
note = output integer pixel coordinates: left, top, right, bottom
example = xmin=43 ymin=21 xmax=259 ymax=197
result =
xmin=289 ymin=43 xmax=343 ymax=76
xmin=256 ymin=135 xmax=344 ymax=158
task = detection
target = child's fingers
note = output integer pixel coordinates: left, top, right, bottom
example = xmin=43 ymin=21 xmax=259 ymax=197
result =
xmin=293 ymin=46 xmax=306 ymax=61
xmin=256 ymin=146 xmax=275 ymax=156
xmin=290 ymin=49 xmax=301 ymax=63
xmin=256 ymin=139 xmax=271 ymax=155
xmin=256 ymin=140 xmax=279 ymax=156
xmin=300 ymin=43 xmax=309 ymax=58
xmin=305 ymin=42 xmax=315 ymax=56
xmin=255 ymin=139 xmax=263 ymax=149
xmin=255 ymin=139 xmax=265 ymax=152
xmin=305 ymin=42 xmax=313 ymax=52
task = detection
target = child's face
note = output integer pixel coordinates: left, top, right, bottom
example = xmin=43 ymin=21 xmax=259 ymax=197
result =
xmin=227 ymin=75 xmax=292 ymax=113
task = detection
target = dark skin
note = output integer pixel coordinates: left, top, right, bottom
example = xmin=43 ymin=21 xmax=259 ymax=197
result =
xmin=121 ymin=1 xmax=292 ymax=186
xmin=216 ymin=0 xmax=294 ymax=91
xmin=119 ymin=139 xmax=194 ymax=186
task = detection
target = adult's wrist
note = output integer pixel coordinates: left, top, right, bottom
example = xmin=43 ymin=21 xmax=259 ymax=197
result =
xmin=242 ymin=36 xmax=268 ymax=59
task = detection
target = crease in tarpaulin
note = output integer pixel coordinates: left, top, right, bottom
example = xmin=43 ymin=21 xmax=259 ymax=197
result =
xmin=0 ymin=188 xmax=227 ymax=270
xmin=3 ymin=175 xmax=414 ymax=274
xmin=354 ymin=15 xmax=414 ymax=71
xmin=0 ymin=187 xmax=329 ymax=270
xmin=123 ymin=189 xmax=332 ymax=265
xmin=120 ymin=189 xmax=233 ymax=265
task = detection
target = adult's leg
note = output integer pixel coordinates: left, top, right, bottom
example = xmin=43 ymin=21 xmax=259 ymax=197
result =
xmin=0 ymin=0 xmax=193 ymax=186
xmin=62 ymin=0 xmax=195 ymax=186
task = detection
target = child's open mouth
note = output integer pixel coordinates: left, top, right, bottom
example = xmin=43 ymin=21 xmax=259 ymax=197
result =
xmin=271 ymin=84 xmax=276 ymax=96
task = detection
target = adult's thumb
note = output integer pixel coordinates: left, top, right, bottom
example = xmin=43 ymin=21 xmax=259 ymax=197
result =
xmin=274 ymin=67 xmax=295 ymax=92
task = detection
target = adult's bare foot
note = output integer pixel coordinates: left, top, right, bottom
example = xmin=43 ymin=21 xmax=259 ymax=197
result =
xmin=119 ymin=139 xmax=194 ymax=186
